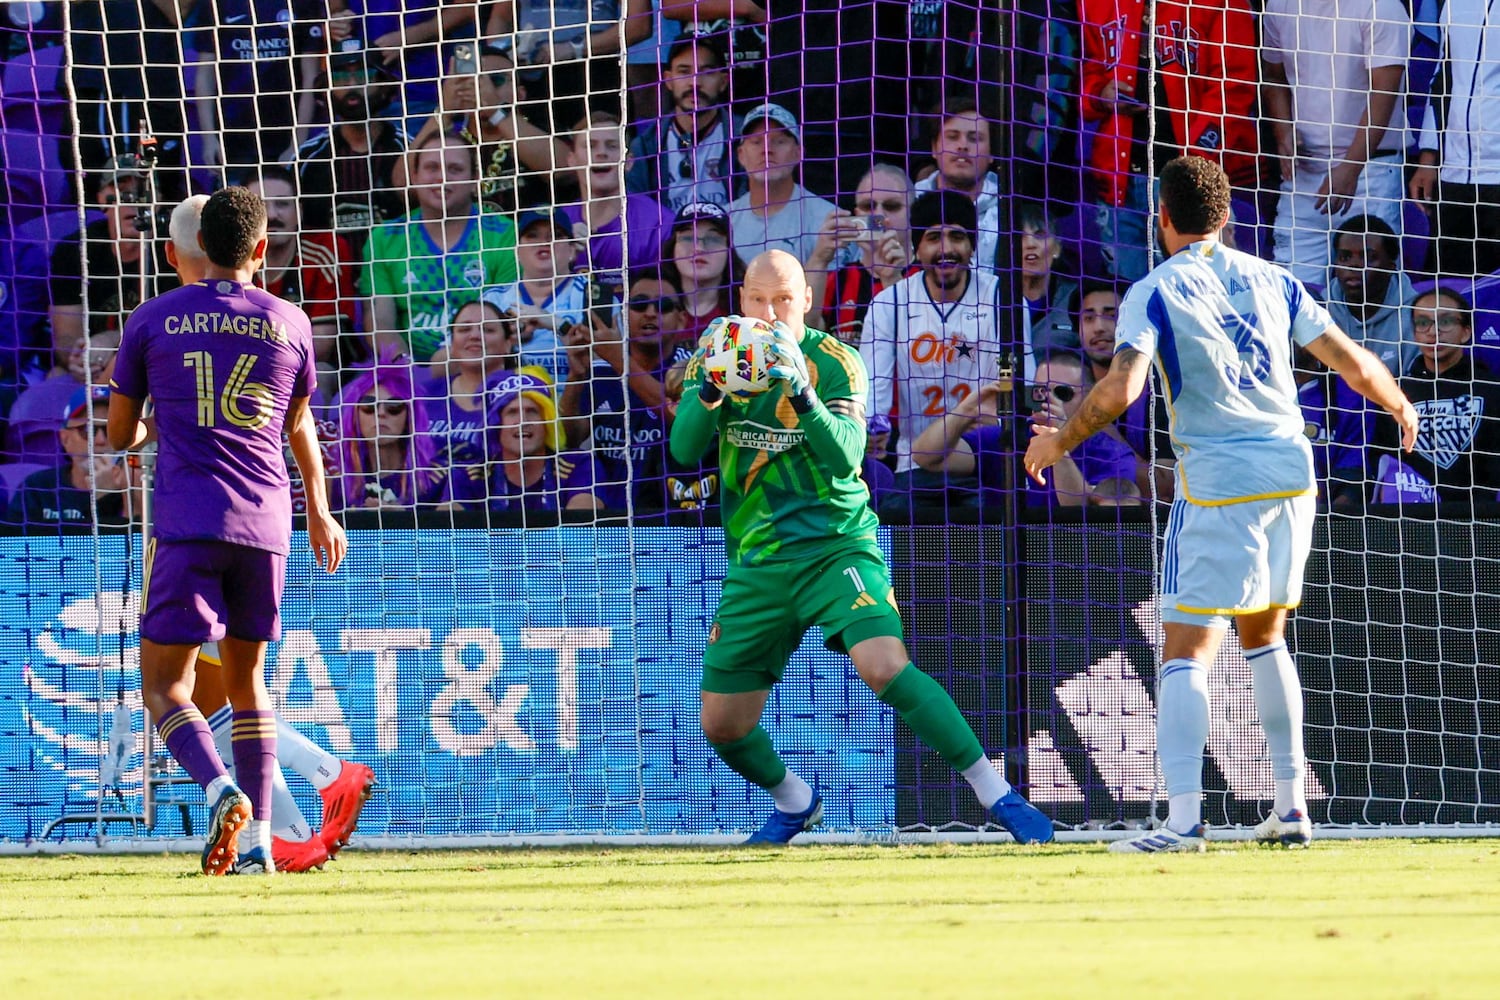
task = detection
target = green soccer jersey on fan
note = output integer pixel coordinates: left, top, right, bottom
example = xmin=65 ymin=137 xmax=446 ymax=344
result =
xmin=674 ymin=327 xmax=877 ymax=566
xmin=359 ymin=206 xmax=518 ymax=361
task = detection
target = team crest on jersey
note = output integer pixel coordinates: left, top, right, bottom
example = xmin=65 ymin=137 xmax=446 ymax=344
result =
xmin=463 ymin=260 xmax=485 ymax=287
xmin=1416 ymin=395 xmax=1483 ymax=470
xmin=707 ymin=622 xmax=721 ymax=645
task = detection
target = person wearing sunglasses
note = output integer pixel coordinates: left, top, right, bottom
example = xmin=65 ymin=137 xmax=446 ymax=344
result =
xmin=815 ymin=164 xmax=916 ymax=348
xmin=334 ymin=364 xmax=451 ymax=511
xmin=4 ymin=385 xmax=136 ymax=528
xmin=560 ymin=270 xmax=716 ymax=513
xmin=405 ymin=40 xmax=566 ymax=216
xmin=1366 ymin=287 xmax=1500 ymax=508
xmin=910 ymin=351 xmax=1140 ymax=510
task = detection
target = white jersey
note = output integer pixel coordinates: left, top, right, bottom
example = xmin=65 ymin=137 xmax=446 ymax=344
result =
xmin=1418 ymin=0 xmax=1500 ymax=185
xmin=1261 ymin=0 xmax=1409 ymax=162
xmin=1116 ymin=240 xmax=1333 ymax=504
xmin=860 ymin=269 xmax=1005 ymax=473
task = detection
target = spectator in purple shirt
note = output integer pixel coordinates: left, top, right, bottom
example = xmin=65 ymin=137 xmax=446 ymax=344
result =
xmin=560 ymin=110 xmax=673 ymax=287
xmin=489 ymin=367 xmax=605 ymax=513
xmin=1294 ymin=344 xmax=1374 ymax=509
xmin=106 ymin=186 xmax=345 ymax=875
xmin=911 ymin=351 xmax=1140 ymax=509
xmin=333 ymin=362 xmax=451 ymax=511
xmin=419 ymin=299 xmax=521 ymax=502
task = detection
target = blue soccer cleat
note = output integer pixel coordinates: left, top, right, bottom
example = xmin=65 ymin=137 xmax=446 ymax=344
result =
xmin=990 ymin=789 xmax=1055 ymax=844
xmin=201 ymin=787 xmax=252 ymax=876
xmin=744 ymin=788 xmax=823 ymax=846
xmin=231 ymin=845 xmax=276 ymax=875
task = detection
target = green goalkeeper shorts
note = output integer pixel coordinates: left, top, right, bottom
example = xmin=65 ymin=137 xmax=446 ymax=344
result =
xmin=701 ymin=540 xmax=905 ymax=694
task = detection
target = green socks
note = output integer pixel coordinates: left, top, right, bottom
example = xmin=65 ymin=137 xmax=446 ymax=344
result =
xmin=709 ymin=726 xmax=789 ymax=789
xmin=877 ymin=663 xmax=986 ymax=771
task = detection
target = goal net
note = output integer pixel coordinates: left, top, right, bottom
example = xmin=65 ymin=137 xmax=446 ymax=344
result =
xmin=0 ymin=1 xmax=1495 ymax=849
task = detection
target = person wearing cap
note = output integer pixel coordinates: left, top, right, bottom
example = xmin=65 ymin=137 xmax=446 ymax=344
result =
xmin=4 ymin=386 xmax=134 ymax=528
xmin=727 ymin=102 xmax=857 ymax=269
xmin=662 ymin=200 xmax=744 ymax=342
xmin=626 ymin=32 xmax=742 ymax=212
xmin=912 ymin=95 xmax=1001 ymax=274
xmin=295 ymin=30 xmax=412 ymax=258
xmin=361 ymin=130 xmax=519 ymax=364
xmin=404 ymin=40 xmax=568 ymax=215
xmin=48 ymin=160 xmax=177 ymax=372
xmin=190 ymin=0 xmax=327 ymax=175
xmin=489 ymin=367 xmax=605 ymax=513
xmin=478 ymin=209 xmax=589 ymax=383
xmin=559 ymin=110 xmax=675 ymax=280
xmin=858 ymin=189 xmax=1006 ymax=511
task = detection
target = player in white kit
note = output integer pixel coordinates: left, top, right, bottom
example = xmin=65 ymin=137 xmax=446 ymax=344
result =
xmin=1026 ymin=156 xmax=1418 ymax=852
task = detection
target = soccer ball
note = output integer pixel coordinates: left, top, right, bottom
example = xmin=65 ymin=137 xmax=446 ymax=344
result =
xmin=703 ymin=316 xmax=778 ymax=398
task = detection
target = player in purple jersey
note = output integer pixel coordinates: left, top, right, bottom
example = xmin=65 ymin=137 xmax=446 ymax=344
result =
xmin=108 ymin=187 xmax=347 ymax=875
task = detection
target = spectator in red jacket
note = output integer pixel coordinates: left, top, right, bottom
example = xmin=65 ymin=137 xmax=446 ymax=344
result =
xmin=1079 ymin=0 xmax=1261 ymax=280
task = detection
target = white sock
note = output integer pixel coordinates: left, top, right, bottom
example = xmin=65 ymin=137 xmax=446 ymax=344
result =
xmin=205 ymin=774 xmax=233 ymax=804
xmin=1167 ymin=792 xmax=1202 ymax=834
xmin=275 ymin=718 xmax=342 ymax=790
xmin=208 ymin=705 xmax=311 ymax=838
xmin=961 ymin=756 xmax=1013 ymax=809
xmin=1245 ymin=640 xmax=1308 ymax=818
xmin=270 ymin=768 xmax=312 ymax=841
xmin=768 ymin=771 xmax=814 ymax=813
xmin=244 ymin=819 xmax=271 ymax=856
xmin=1158 ymin=658 xmax=1210 ymax=834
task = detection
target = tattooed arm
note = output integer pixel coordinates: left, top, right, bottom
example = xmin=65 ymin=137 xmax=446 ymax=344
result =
xmin=1025 ymin=347 xmax=1152 ymax=485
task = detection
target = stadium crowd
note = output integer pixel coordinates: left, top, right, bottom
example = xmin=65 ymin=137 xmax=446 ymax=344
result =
xmin=1 ymin=0 xmax=1498 ymax=526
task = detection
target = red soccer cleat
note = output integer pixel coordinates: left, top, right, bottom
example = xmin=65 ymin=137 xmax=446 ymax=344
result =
xmin=272 ymin=834 xmax=331 ymax=873
xmin=319 ymin=760 xmax=375 ymax=855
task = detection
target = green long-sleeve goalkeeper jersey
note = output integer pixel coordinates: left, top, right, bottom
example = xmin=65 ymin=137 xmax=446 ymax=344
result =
xmin=670 ymin=327 xmax=878 ymax=566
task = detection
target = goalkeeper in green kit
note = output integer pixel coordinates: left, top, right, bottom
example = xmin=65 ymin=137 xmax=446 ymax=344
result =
xmin=670 ymin=250 xmax=1054 ymax=845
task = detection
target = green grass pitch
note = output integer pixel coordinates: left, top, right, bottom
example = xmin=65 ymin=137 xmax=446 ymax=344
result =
xmin=1 ymin=840 xmax=1496 ymax=999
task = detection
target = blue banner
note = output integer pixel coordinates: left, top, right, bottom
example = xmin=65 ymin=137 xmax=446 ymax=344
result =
xmin=0 ymin=529 xmax=895 ymax=842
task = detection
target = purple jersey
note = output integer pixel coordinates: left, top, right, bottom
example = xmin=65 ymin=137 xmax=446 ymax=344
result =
xmin=489 ymin=451 xmax=601 ymax=512
xmin=560 ymin=195 xmax=672 ymax=278
xmin=112 ymin=281 xmax=317 ymax=554
xmin=963 ymin=423 xmax=1139 ymax=509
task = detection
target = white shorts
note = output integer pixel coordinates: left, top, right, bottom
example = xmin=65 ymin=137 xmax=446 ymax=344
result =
xmin=1160 ymin=494 xmax=1316 ymax=628
xmin=1273 ymin=156 xmax=1404 ymax=290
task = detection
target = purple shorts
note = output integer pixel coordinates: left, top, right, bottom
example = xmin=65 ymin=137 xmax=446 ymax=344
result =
xmin=140 ymin=540 xmax=287 ymax=645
